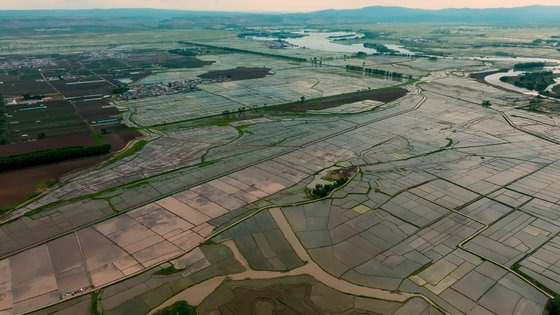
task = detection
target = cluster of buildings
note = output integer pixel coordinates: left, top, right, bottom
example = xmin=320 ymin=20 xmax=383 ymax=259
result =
xmin=83 ymin=49 xmax=128 ymax=60
xmin=5 ymin=96 xmax=54 ymax=106
xmin=120 ymin=78 xmax=228 ymax=100
xmin=0 ymin=57 xmax=55 ymax=70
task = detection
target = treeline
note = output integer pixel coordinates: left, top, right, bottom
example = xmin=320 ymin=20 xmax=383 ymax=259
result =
xmin=361 ymin=31 xmax=391 ymax=39
xmin=168 ymin=48 xmax=198 ymax=56
xmin=345 ymin=65 xmax=406 ymax=79
xmin=0 ymin=95 xmax=7 ymax=145
xmin=363 ymin=43 xmax=397 ymax=54
xmin=514 ymin=62 xmax=546 ymax=71
xmin=0 ymin=144 xmax=111 ymax=171
xmin=237 ymin=31 xmax=305 ymax=39
xmin=472 ymin=39 xmax=558 ymax=48
xmin=178 ymin=41 xmax=307 ymax=62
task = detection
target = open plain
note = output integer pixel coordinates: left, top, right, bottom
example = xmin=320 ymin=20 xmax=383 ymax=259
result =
xmin=1 ymin=10 xmax=560 ymax=315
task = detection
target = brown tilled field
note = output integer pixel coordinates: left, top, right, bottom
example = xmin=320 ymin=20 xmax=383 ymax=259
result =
xmin=51 ymin=78 xmax=114 ymax=98
xmin=0 ymin=155 xmax=107 ymax=209
xmin=0 ymin=79 xmax=56 ymax=96
xmin=198 ymin=67 xmax=272 ymax=81
xmin=0 ymin=134 xmax=96 ymax=157
xmin=101 ymin=129 xmax=142 ymax=151
xmin=75 ymin=99 xmax=120 ymax=122
xmin=267 ymin=87 xmax=408 ymax=112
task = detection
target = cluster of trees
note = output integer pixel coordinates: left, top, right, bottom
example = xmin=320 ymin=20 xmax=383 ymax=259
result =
xmin=0 ymin=144 xmax=111 ymax=171
xmin=237 ymin=31 xmax=305 ymax=39
xmin=363 ymin=43 xmax=397 ymax=54
xmin=168 ymin=48 xmax=198 ymax=56
xmin=361 ymin=31 xmax=392 ymax=39
xmin=112 ymin=83 xmax=129 ymax=95
xmin=22 ymin=93 xmax=44 ymax=100
xmin=345 ymin=65 xmax=406 ymax=79
xmin=513 ymin=62 xmax=546 ymax=71
xmin=178 ymin=41 xmax=307 ymax=62
xmin=311 ymin=178 xmax=348 ymax=198
xmin=154 ymin=301 xmax=196 ymax=315
xmin=500 ymin=71 xmax=556 ymax=92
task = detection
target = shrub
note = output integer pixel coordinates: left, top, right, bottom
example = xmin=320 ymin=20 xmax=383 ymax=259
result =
xmin=154 ymin=301 xmax=196 ymax=315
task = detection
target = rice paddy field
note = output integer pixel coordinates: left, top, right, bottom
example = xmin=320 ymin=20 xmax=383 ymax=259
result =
xmin=1 ymin=20 xmax=560 ymax=315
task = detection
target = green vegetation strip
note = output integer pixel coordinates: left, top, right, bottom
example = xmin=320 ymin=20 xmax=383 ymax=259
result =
xmin=90 ymin=291 xmax=102 ymax=315
xmin=178 ymin=41 xmax=307 ymax=62
xmin=0 ymin=144 xmax=111 ymax=171
xmin=346 ymin=65 xmax=407 ymax=79
xmin=91 ymin=132 xmax=106 ymax=145
xmin=106 ymin=140 xmax=148 ymax=165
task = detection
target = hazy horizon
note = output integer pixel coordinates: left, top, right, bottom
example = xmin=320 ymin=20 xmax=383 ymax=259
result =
xmin=2 ymin=0 xmax=560 ymax=12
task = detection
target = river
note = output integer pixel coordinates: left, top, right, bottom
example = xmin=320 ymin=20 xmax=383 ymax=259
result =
xmin=248 ymin=31 xmax=379 ymax=54
xmin=246 ymin=30 xmax=560 ymax=96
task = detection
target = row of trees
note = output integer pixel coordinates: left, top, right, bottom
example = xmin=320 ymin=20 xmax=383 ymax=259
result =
xmin=0 ymin=94 xmax=7 ymax=145
xmin=221 ymin=105 xmax=262 ymax=120
xmin=513 ymin=62 xmax=546 ymax=71
xmin=168 ymin=48 xmax=198 ymax=56
xmin=0 ymin=144 xmax=111 ymax=171
xmin=345 ymin=65 xmax=407 ymax=79
xmin=178 ymin=41 xmax=307 ymax=62
xmin=363 ymin=43 xmax=398 ymax=54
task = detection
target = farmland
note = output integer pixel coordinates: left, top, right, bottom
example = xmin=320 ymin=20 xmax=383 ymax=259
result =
xmin=0 ymin=49 xmax=219 ymax=208
xmin=2 ymin=9 xmax=560 ymax=315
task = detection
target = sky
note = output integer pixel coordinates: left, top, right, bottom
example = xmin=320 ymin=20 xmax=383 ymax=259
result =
xmin=1 ymin=0 xmax=559 ymax=11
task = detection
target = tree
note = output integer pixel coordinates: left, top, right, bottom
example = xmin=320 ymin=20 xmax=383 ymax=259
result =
xmin=100 ymin=128 xmax=108 ymax=135
xmin=547 ymin=296 xmax=560 ymax=315
xmin=481 ymin=100 xmax=491 ymax=108
xmin=154 ymin=301 xmax=196 ymax=315
xmin=112 ymin=84 xmax=129 ymax=95
xmin=38 ymin=132 xmax=46 ymax=139
xmin=300 ymin=96 xmax=306 ymax=103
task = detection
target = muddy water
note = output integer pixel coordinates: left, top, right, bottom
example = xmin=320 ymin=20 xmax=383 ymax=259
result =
xmin=151 ymin=208 xmax=438 ymax=312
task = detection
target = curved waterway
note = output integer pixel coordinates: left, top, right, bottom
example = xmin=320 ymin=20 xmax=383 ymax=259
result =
xmin=479 ymin=59 xmax=560 ymax=96
xmin=246 ymin=30 xmax=560 ymax=96
xmin=249 ymin=31 xmax=379 ymax=54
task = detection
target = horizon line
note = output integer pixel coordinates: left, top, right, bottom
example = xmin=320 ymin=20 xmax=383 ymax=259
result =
xmin=0 ymin=4 xmax=556 ymax=14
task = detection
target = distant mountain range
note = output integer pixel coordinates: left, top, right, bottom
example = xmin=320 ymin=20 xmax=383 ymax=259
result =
xmin=2 ymin=6 xmax=560 ymax=26
xmin=303 ymin=5 xmax=560 ymax=25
